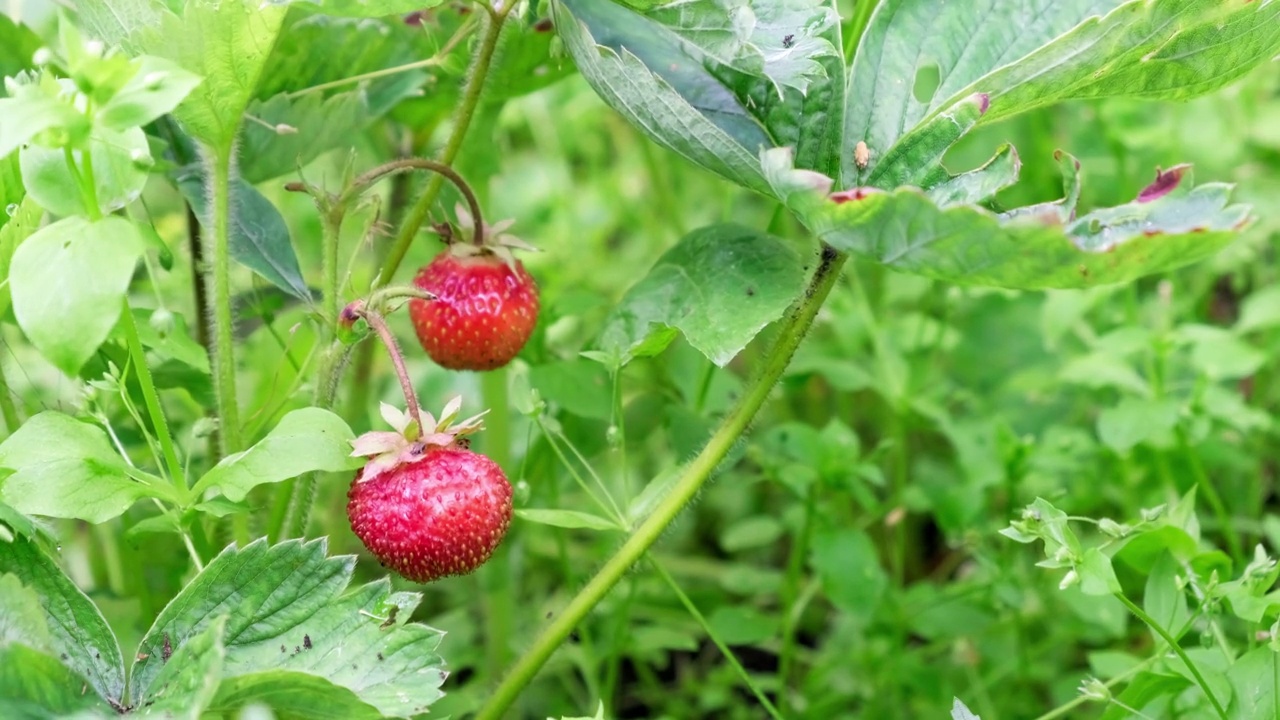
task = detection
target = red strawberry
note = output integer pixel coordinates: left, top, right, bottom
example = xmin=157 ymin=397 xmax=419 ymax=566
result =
xmin=409 ymin=205 xmax=539 ymax=371
xmin=346 ymin=398 xmax=513 ymax=583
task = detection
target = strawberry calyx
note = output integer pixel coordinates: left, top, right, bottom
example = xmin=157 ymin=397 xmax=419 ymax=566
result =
xmin=438 ymin=202 xmax=539 ymax=268
xmin=350 ymin=395 xmax=488 ymax=482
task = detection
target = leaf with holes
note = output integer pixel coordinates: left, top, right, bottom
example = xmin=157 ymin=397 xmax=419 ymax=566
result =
xmin=765 ymin=147 xmax=1250 ymax=289
xmin=555 ymin=0 xmax=846 ymax=189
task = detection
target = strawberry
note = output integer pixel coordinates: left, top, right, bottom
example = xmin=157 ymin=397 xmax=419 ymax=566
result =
xmin=347 ymin=397 xmax=513 ymax=583
xmin=409 ymin=204 xmax=539 ymax=371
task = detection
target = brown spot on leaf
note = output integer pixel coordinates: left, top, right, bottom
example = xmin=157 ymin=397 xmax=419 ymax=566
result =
xmin=829 ymin=188 xmax=881 ymax=204
xmin=533 ymin=18 xmax=554 ymax=32
xmin=1137 ymin=164 xmax=1191 ymax=203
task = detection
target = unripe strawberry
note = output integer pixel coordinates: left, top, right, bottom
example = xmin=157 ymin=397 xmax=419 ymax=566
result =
xmin=346 ymin=398 xmax=513 ymax=583
xmin=408 ymin=205 xmax=539 ymax=371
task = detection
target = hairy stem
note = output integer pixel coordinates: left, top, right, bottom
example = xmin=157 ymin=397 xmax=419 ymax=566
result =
xmin=119 ymin=303 xmax=187 ymax=495
xmin=378 ymin=8 xmax=509 ymax=284
xmin=476 ymin=246 xmax=847 ymax=720
xmin=204 ymin=147 xmax=242 ymax=457
xmin=359 ymin=306 xmax=422 ymax=433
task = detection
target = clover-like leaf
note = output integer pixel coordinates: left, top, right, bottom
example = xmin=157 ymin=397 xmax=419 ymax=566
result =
xmin=766 ymin=147 xmax=1250 ymax=289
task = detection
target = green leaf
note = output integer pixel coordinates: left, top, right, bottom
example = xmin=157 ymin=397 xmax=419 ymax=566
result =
xmin=191 ymin=409 xmax=363 ymax=501
xmin=209 ymin=670 xmax=385 ymax=719
xmin=0 ymin=574 xmax=53 ymax=650
xmin=19 ymin=126 xmax=150 ymax=217
xmin=1227 ymin=647 xmax=1278 ymax=720
xmin=0 ymin=644 xmax=117 ymax=718
xmin=109 ymin=309 xmax=210 ymax=374
xmin=706 ymin=605 xmax=779 ymax=646
xmin=137 ymin=617 xmax=226 ymax=719
xmin=1097 ymin=397 xmax=1180 ymax=453
xmin=720 ymin=516 xmax=785 ymax=552
xmin=1143 ymin=552 xmax=1190 ymax=643
xmin=0 ymin=15 xmax=42 ymax=80
xmin=0 ymin=196 xmax=43 ymax=319
xmin=1077 ymin=547 xmax=1122 ymax=596
xmin=0 ymin=536 xmax=126 ymax=705
xmin=0 ymin=94 xmax=87 ymax=162
xmin=96 ymin=55 xmax=203 ymax=131
xmin=599 ymin=223 xmax=806 ymax=366
xmin=0 ymin=412 xmax=170 ymax=524
xmin=1180 ymin=325 xmax=1266 ymax=381
xmin=10 ymin=217 xmax=144 ymax=376
xmin=516 ymin=508 xmax=622 ymax=532
xmin=1236 ymin=285 xmax=1280 ymax=334
xmin=810 ymin=528 xmax=886 ymax=624
xmin=174 ymin=164 xmax=311 ymax=300
xmin=528 ymin=359 xmax=613 ymax=419
xmin=554 ymin=0 xmax=773 ymax=193
xmin=130 ymin=539 xmax=446 ymax=717
xmin=766 ymin=147 xmax=1250 ymax=290
xmin=1101 ymin=672 xmax=1189 ymax=720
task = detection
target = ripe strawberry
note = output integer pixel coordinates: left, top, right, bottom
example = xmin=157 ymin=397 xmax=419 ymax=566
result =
xmin=347 ymin=398 xmax=513 ymax=583
xmin=409 ymin=205 xmax=539 ymax=371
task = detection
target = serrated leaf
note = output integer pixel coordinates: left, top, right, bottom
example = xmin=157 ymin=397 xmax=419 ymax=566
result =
xmin=555 ymin=0 xmax=772 ymax=192
xmin=516 ymin=508 xmax=622 ymax=532
xmin=0 ymin=536 xmax=126 ymax=706
xmin=599 ymin=223 xmax=806 ymax=366
xmin=844 ymin=0 xmax=1119 ymax=184
xmin=0 ymin=412 xmax=171 ymax=524
xmin=191 ymin=409 xmax=363 ymax=502
xmin=10 ymin=217 xmax=145 ymax=376
xmin=174 ymin=164 xmax=311 ymax=300
xmin=139 ymin=616 xmax=226 ymax=719
xmin=766 ymin=147 xmax=1250 ymax=290
xmin=130 ymin=539 xmax=446 ymax=718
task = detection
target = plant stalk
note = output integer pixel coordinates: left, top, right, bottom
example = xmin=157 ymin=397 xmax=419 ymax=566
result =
xmin=204 ymin=147 xmax=243 ymax=457
xmin=479 ymin=368 xmax=515 ymax=680
xmin=1115 ymin=593 xmax=1228 ymax=720
xmin=119 ymin=303 xmax=187 ymax=495
xmin=0 ymin=351 xmax=21 ymax=433
xmin=378 ymin=8 xmax=509 ymax=285
xmin=475 ymin=245 xmax=847 ymax=720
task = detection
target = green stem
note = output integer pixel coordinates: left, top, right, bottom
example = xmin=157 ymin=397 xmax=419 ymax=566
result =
xmin=476 ymin=246 xmax=847 ymax=720
xmin=845 ymin=0 xmax=879 ymax=61
xmin=1115 ymin=593 xmax=1228 ymax=720
xmin=0 ymin=356 xmax=20 ymax=433
xmin=480 ymin=368 xmax=515 ymax=681
xmin=378 ymin=8 xmax=509 ymax=285
xmin=64 ymin=146 xmax=101 ymax=221
xmin=1177 ymin=425 xmax=1243 ymax=565
xmin=204 ymin=147 xmax=242 ymax=457
xmin=119 ymin=303 xmax=187 ymax=495
xmin=649 ymin=559 xmax=785 ymax=720
xmin=778 ymin=482 xmax=816 ymax=710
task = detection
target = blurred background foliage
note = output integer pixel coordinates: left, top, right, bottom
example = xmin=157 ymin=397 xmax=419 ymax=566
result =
xmin=3 ymin=0 xmax=1280 ymax=717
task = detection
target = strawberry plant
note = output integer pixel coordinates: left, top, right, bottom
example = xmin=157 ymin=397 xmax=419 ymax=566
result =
xmin=0 ymin=0 xmax=1279 ymax=718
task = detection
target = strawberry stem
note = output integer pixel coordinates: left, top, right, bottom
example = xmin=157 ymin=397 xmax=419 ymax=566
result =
xmin=340 ymin=158 xmax=489 ymax=250
xmin=352 ymin=302 xmax=424 ymax=436
xmin=476 ymin=245 xmax=849 ymax=719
